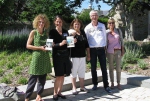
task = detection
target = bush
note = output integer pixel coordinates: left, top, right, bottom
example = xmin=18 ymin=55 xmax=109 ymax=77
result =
xmin=137 ymin=60 xmax=148 ymax=70
xmin=0 ymin=68 xmax=3 ymax=76
xmin=1 ymin=76 xmax=11 ymax=84
xmin=18 ymin=77 xmax=28 ymax=85
xmin=122 ymin=41 xmax=144 ymax=64
xmin=0 ymin=27 xmax=30 ymax=50
xmin=141 ymin=42 xmax=150 ymax=55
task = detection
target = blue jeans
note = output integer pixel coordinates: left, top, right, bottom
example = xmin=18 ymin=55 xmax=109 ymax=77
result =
xmin=90 ymin=48 xmax=109 ymax=88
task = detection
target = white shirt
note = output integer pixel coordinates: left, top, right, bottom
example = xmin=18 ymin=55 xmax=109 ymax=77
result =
xmin=84 ymin=22 xmax=107 ymax=48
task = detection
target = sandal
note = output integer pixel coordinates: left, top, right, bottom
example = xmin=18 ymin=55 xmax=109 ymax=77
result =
xmin=36 ymin=98 xmax=44 ymax=101
xmin=57 ymin=94 xmax=66 ymax=99
xmin=72 ymin=91 xmax=78 ymax=95
xmin=117 ymin=84 xmax=122 ymax=90
xmin=80 ymin=88 xmax=89 ymax=93
xmin=53 ymin=95 xmax=58 ymax=100
xmin=110 ymin=82 xmax=114 ymax=89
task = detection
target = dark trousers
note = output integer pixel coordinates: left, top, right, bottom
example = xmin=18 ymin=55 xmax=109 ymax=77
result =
xmin=90 ymin=48 xmax=109 ymax=88
xmin=25 ymin=74 xmax=47 ymax=99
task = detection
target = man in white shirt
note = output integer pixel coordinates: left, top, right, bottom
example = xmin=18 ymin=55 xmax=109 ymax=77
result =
xmin=84 ymin=10 xmax=112 ymax=93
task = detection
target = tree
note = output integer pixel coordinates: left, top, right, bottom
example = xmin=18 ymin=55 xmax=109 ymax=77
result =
xmin=90 ymin=0 xmax=150 ymax=41
xmin=0 ymin=0 xmax=85 ymax=31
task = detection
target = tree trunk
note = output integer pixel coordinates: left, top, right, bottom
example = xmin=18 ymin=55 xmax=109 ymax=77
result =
xmin=148 ymin=11 xmax=150 ymax=39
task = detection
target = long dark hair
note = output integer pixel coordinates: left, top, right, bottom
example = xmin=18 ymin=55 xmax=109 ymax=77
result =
xmin=53 ymin=15 xmax=64 ymax=24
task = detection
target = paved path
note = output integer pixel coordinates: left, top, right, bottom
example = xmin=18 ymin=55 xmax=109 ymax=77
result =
xmin=1 ymin=70 xmax=150 ymax=101
xmin=31 ymin=81 xmax=150 ymax=101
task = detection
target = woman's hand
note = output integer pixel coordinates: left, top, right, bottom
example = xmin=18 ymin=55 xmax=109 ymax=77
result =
xmin=40 ymin=46 xmax=47 ymax=51
xmin=60 ymin=40 xmax=67 ymax=46
xmin=86 ymin=56 xmax=90 ymax=62
xmin=74 ymin=38 xmax=77 ymax=43
xmin=121 ymin=47 xmax=125 ymax=56
xmin=121 ymin=49 xmax=125 ymax=56
xmin=71 ymin=32 xmax=77 ymax=36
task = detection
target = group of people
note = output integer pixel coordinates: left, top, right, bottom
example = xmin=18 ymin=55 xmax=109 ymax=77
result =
xmin=25 ymin=10 xmax=125 ymax=101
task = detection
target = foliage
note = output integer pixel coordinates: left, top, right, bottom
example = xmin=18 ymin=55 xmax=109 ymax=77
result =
xmin=77 ymin=9 xmax=108 ymax=25
xmin=141 ymin=42 xmax=150 ymax=55
xmin=0 ymin=49 xmax=54 ymax=85
xmin=0 ymin=27 xmax=30 ymax=50
xmin=0 ymin=0 xmax=84 ymax=30
xmin=0 ymin=76 xmax=11 ymax=84
xmin=18 ymin=77 xmax=28 ymax=85
xmin=122 ymin=41 xmax=144 ymax=64
xmin=137 ymin=60 xmax=148 ymax=70
xmin=0 ymin=41 xmax=150 ymax=85
xmin=77 ymin=9 xmax=91 ymax=24
xmin=0 ymin=68 xmax=3 ymax=76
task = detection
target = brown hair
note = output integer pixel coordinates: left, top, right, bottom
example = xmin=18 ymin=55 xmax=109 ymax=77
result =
xmin=53 ymin=15 xmax=64 ymax=24
xmin=70 ymin=18 xmax=84 ymax=29
xmin=33 ymin=14 xmax=50 ymax=29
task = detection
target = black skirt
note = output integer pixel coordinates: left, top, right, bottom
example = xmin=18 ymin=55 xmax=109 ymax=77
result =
xmin=52 ymin=50 xmax=71 ymax=76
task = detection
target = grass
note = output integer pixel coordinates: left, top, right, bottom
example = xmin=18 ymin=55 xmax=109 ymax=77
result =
xmin=0 ymin=50 xmax=32 ymax=85
xmin=0 ymin=41 xmax=150 ymax=86
xmin=0 ymin=50 xmax=54 ymax=86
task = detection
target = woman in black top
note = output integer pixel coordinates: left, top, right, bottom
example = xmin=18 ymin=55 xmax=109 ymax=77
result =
xmin=49 ymin=15 xmax=71 ymax=100
xmin=68 ymin=19 xmax=90 ymax=95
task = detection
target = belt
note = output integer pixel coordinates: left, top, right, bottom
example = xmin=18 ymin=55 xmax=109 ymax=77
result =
xmin=91 ymin=47 xmax=105 ymax=49
xmin=57 ymin=49 xmax=68 ymax=52
xmin=114 ymin=49 xmax=121 ymax=50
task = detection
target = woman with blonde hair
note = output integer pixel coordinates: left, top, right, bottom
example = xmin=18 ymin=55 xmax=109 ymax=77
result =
xmin=25 ymin=14 xmax=52 ymax=101
xmin=106 ymin=17 xmax=125 ymax=90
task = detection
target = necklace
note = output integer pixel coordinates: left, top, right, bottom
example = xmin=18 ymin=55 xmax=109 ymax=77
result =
xmin=56 ymin=28 xmax=62 ymax=35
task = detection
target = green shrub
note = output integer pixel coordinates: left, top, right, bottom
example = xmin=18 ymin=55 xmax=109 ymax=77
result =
xmin=18 ymin=77 xmax=28 ymax=85
xmin=0 ymin=28 xmax=30 ymax=50
xmin=141 ymin=42 xmax=150 ymax=55
xmin=6 ymin=61 xmax=17 ymax=69
xmin=0 ymin=68 xmax=3 ymax=76
xmin=1 ymin=76 xmax=11 ymax=84
xmin=14 ymin=66 xmax=22 ymax=75
xmin=122 ymin=41 xmax=144 ymax=64
xmin=137 ymin=60 xmax=148 ymax=70
xmin=121 ymin=56 xmax=128 ymax=70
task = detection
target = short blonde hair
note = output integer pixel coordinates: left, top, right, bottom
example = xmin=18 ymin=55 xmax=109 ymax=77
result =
xmin=107 ymin=17 xmax=115 ymax=28
xmin=33 ymin=14 xmax=50 ymax=29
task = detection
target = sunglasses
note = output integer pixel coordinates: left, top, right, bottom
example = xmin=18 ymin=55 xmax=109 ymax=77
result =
xmin=108 ymin=22 xmax=115 ymax=24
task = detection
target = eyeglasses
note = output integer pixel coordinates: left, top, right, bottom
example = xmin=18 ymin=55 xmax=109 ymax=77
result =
xmin=108 ymin=22 xmax=115 ymax=24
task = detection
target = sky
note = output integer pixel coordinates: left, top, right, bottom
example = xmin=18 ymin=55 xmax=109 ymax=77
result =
xmin=76 ymin=0 xmax=112 ymax=12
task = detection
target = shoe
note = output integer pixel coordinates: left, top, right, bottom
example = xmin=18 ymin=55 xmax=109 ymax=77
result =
xmin=111 ymin=83 xmax=114 ymax=89
xmin=117 ymin=84 xmax=122 ymax=90
xmin=105 ymin=87 xmax=112 ymax=93
xmin=53 ymin=95 xmax=58 ymax=100
xmin=57 ymin=94 xmax=66 ymax=99
xmin=80 ymin=88 xmax=89 ymax=93
xmin=72 ymin=91 xmax=78 ymax=95
xmin=92 ymin=85 xmax=97 ymax=90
